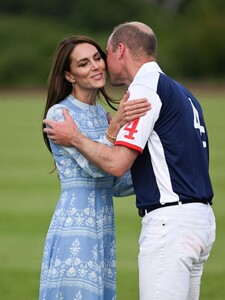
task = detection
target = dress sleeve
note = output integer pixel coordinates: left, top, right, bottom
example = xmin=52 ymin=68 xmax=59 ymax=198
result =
xmin=47 ymin=105 xmax=111 ymax=178
xmin=112 ymin=171 xmax=134 ymax=197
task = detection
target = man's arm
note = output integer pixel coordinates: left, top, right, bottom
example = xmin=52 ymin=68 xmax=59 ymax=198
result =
xmin=44 ymin=109 xmax=138 ymax=177
xmin=44 ymin=94 xmax=150 ymax=144
xmin=43 ymin=95 xmax=150 ymax=175
xmin=70 ymin=130 xmax=138 ymax=177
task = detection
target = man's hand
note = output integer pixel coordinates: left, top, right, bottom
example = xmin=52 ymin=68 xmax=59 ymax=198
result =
xmin=43 ymin=108 xmax=79 ymax=146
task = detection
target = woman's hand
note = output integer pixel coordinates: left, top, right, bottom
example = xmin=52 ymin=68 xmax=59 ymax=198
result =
xmin=106 ymin=91 xmax=151 ymax=142
xmin=116 ymin=91 xmax=151 ymax=126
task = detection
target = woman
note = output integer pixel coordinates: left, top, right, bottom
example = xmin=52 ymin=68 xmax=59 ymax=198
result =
xmin=40 ymin=35 xmax=150 ymax=300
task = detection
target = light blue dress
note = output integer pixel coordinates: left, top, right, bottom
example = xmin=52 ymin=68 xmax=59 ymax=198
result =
xmin=39 ymin=95 xmax=133 ymax=300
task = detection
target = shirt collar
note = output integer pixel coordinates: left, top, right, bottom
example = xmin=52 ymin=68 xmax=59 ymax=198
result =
xmin=135 ymin=61 xmax=163 ymax=78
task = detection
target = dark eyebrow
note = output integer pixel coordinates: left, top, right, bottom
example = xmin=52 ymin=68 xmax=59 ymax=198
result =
xmin=94 ymin=51 xmax=101 ymax=56
xmin=77 ymin=51 xmax=100 ymax=64
xmin=77 ymin=58 xmax=88 ymax=64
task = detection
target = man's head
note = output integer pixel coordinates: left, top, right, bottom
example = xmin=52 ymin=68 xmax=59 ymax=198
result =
xmin=106 ymin=21 xmax=157 ymax=86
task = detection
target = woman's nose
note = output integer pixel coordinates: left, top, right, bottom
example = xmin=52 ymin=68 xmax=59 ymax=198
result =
xmin=91 ymin=61 xmax=99 ymax=70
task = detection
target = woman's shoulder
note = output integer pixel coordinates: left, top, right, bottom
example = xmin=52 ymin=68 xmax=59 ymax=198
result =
xmin=46 ymin=97 xmax=72 ymax=120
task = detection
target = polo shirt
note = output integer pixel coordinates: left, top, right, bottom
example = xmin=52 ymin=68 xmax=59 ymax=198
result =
xmin=115 ymin=62 xmax=213 ymax=208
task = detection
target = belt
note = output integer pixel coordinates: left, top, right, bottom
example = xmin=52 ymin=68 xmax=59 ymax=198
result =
xmin=138 ymin=199 xmax=209 ymax=217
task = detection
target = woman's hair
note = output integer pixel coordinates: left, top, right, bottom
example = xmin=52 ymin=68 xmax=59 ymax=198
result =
xmin=43 ymin=35 xmax=118 ymax=153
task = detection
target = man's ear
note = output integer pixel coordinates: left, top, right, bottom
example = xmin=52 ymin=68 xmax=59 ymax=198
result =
xmin=117 ymin=42 xmax=126 ymax=59
xmin=65 ymin=71 xmax=75 ymax=83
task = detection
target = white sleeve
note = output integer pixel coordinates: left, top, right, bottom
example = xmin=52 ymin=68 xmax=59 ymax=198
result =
xmin=115 ymin=84 xmax=162 ymax=152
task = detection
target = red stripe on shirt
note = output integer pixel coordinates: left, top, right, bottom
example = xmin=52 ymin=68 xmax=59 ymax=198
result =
xmin=114 ymin=141 xmax=143 ymax=154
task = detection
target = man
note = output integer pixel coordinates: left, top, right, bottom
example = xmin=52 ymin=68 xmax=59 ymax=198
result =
xmin=44 ymin=22 xmax=216 ymax=300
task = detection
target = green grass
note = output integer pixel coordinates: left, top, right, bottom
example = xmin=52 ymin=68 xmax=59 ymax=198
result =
xmin=0 ymin=89 xmax=225 ymax=299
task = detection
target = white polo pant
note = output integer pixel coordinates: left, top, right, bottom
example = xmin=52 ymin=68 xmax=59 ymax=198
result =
xmin=138 ymin=203 xmax=216 ymax=300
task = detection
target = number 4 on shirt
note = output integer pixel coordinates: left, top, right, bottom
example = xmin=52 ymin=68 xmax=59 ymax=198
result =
xmin=124 ymin=118 xmax=139 ymax=140
xmin=189 ymin=98 xmax=207 ymax=148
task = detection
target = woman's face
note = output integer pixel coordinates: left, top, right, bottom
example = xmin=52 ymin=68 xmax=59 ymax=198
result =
xmin=66 ymin=43 xmax=106 ymax=91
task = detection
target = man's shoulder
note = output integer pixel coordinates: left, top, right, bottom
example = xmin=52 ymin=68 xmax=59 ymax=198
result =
xmin=131 ymin=70 xmax=161 ymax=93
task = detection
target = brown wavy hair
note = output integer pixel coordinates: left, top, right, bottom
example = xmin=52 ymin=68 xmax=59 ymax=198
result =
xmin=42 ymin=35 xmax=118 ymax=153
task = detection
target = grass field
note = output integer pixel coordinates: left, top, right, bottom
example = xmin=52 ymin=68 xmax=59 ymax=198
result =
xmin=0 ymin=88 xmax=225 ymax=299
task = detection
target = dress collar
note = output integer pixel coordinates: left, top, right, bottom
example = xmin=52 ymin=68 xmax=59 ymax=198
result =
xmin=68 ymin=94 xmax=97 ymax=110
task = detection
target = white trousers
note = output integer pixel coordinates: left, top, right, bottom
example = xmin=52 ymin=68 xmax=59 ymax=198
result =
xmin=138 ymin=203 xmax=216 ymax=300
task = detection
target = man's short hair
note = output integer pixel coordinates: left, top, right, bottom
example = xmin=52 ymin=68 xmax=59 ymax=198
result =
xmin=110 ymin=23 xmax=157 ymax=59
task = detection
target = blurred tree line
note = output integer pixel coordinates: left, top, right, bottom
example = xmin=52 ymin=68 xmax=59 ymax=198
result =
xmin=0 ymin=0 xmax=224 ymax=87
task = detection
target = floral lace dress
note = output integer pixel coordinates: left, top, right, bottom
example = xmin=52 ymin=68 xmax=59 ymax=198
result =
xmin=39 ymin=95 xmax=133 ymax=300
